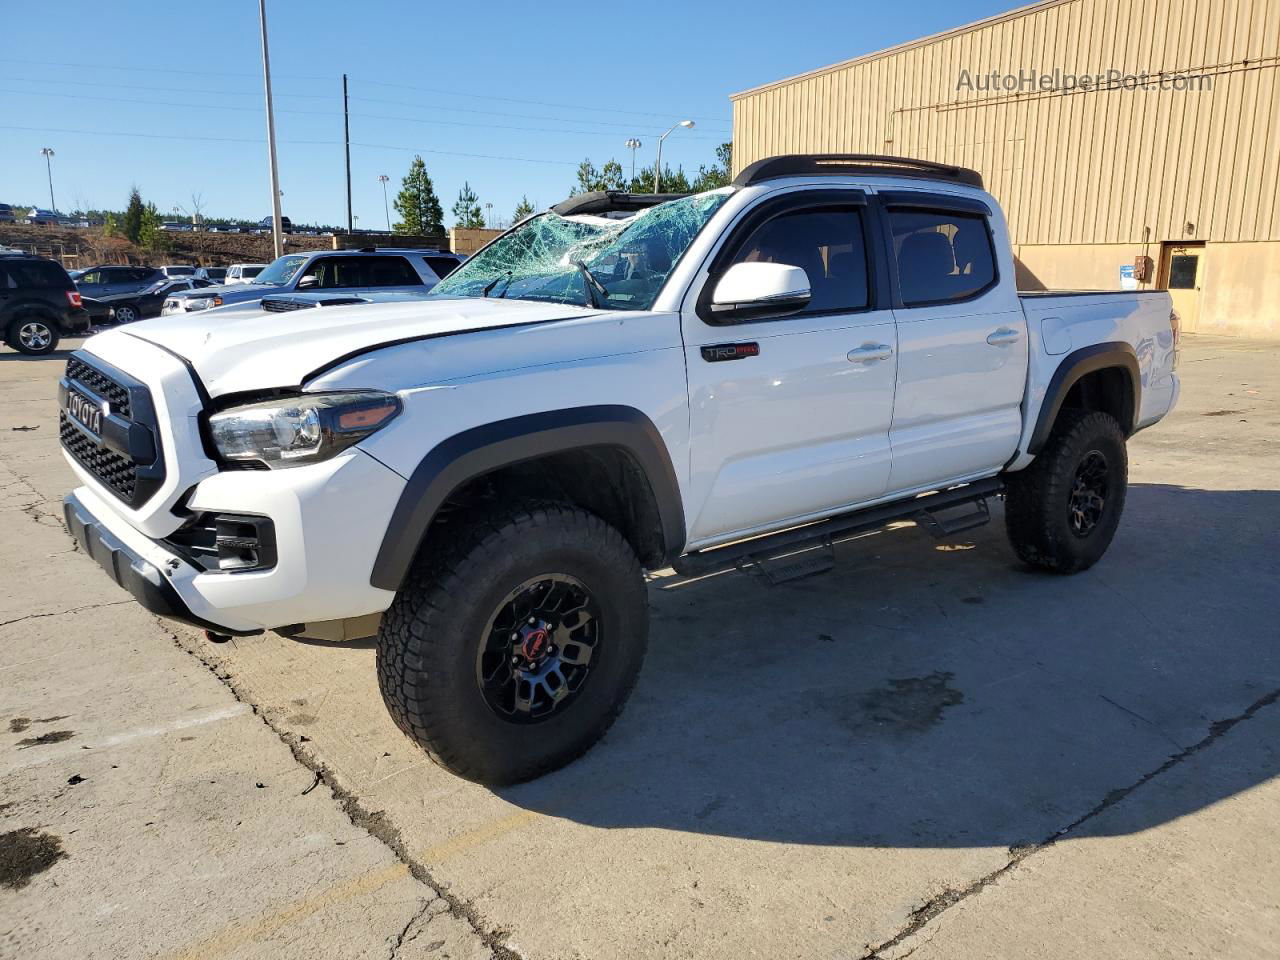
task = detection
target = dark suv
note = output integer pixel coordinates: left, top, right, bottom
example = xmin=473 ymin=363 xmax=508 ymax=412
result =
xmin=0 ymin=255 xmax=90 ymax=355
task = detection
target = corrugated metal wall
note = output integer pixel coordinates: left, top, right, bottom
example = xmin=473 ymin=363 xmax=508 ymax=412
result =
xmin=731 ymin=0 xmax=1280 ymax=245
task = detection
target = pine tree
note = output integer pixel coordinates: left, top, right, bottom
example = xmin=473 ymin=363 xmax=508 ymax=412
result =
xmin=392 ymin=156 xmax=444 ymax=235
xmin=123 ymin=187 xmax=145 ymax=244
xmin=452 ymin=181 xmax=484 ymax=228
xmin=512 ymin=196 xmax=535 ymax=222
xmin=691 ymin=142 xmax=733 ymax=192
xmin=138 ymin=202 xmax=170 ymax=253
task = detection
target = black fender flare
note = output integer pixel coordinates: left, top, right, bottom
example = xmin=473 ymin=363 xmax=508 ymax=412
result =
xmin=1028 ymin=341 xmax=1140 ymax=455
xmin=369 ymin=405 xmax=686 ymax=591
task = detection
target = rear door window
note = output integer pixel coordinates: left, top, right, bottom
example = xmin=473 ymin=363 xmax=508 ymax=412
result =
xmin=889 ymin=209 xmax=996 ymax=306
xmin=365 ymin=257 xmax=424 ymax=287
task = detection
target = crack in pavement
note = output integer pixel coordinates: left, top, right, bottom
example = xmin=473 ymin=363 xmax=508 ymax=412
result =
xmin=159 ymin=618 xmax=524 ymax=960
xmin=388 ymin=897 xmax=434 ymax=960
xmin=861 ymin=685 xmax=1280 ymax=959
xmin=0 ymin=599 xmax=132 ymax=630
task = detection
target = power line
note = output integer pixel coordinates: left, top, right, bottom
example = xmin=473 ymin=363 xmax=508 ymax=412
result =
xmin=0 ymin=124 xmax=582 ymax=166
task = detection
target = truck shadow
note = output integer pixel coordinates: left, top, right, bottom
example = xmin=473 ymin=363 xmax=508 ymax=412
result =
xmin=498 ymin=483 xmax=1280 ymax=848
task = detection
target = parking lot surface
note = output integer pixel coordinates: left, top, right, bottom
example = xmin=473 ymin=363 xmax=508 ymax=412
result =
xmin=2 ymin=334 xmax=1278 ymax=959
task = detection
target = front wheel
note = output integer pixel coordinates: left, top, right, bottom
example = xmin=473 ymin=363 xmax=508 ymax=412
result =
xmin=113 ymin=303 xmax=140 ymax=324
xmin=376 ymin=501 xmax=649 ymax=785
xmin=1004 ymin=409 xmax=1128 ymax=574
xmin=8 ymin=317 xmax=60 ymax=356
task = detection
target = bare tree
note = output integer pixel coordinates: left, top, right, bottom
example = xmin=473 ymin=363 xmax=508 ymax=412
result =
xmin=180 ymin=191 xmax=207 ymax=255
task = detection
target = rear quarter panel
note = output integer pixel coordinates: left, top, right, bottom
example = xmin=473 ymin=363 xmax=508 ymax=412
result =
xmin=1015 ymin=291 xmax=1178 ymax=465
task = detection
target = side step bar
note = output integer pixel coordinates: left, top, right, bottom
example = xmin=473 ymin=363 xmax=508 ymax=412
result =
xmin=671 ymin=478 xmax=1004 ymax=581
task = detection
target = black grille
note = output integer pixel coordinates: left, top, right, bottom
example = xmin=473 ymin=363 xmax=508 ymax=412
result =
xmin=60 ymin=353 xmax=166 ymax=508
xmin=60 ymin=413 xmax=137 ymax=500
xmin=261 ymin=298 xmax=308 ymax=313
xmin=65 ymin=357 xmax=132 ymax=418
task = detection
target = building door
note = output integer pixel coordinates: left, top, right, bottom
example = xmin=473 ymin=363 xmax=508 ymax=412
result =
xmin=1161 ymin=242 xmax=1205 ymax=333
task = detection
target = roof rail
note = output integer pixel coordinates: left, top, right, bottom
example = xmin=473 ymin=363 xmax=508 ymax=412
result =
xmin=552 ymin=191 xmax=691 ymax=217
xmin=734 ymin=154 xmax=984 ymax=189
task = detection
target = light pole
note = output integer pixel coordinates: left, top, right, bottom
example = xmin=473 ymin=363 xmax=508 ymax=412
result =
xmin=624 ymin=138 xmax=642 ymax=186
xmin=40 ymin=148 xmax=56 ymax=213
xmin=484 ymin=202 xmax=493 ymax=229
xmin=258 ymin=0 xmax=284 ymax=258
xmin=378 ymin=174 xmax=391 ymax=232
xmin=653 ymin=121 xmax=693 ymax=193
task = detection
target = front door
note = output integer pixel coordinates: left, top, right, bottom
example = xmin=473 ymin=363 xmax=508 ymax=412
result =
xmin=1161 ymin=242 xmax=1204 ymax=333
xmin=681 ymin=191 xmax=898 ymax=547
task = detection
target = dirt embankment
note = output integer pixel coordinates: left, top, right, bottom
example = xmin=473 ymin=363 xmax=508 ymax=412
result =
xmin=0 ymin=224 xmax=330 ymax=269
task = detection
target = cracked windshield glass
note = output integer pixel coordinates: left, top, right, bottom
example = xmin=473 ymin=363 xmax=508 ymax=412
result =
xmin=429 ymin=191 xmax=731 ymax=310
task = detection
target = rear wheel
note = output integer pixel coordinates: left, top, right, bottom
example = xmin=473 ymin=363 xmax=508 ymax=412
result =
xmin=8 ymin=317 xmax=59 ymax=356
xmin=376 ymin=500 xmax=649 ymax=785
xmin=1004 ymin=409 xmax=1128 ymax=573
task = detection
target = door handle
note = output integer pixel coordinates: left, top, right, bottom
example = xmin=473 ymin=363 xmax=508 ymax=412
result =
xmin=848 ymin=343 xmax=894 ymax=363
xmin=986 ymin=328 xmax=1022 ymax=346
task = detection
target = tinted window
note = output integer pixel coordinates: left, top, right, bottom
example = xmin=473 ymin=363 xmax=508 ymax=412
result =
xmin=426 ymin=256 xmax=461 ymax=280
xmin=300 ymin=256 xmax=368 ymax=289
xmin=1168 ymin=255 xmax=1199 ymax=289
xmin=890 ymin=209 xmax=996 ymax=305
xmin=7 ymin=260 xmax=72 ymax=290
xmin=365 ymin=257 xmax=423 ymax=287
xmin=728 ymin=207 xmax=869 ymax=314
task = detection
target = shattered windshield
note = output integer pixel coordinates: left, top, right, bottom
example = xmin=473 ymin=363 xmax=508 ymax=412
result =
xmin=429 ymin=191 xmax=731 ymax=311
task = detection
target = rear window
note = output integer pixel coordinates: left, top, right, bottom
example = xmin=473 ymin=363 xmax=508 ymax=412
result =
xmin=426 ymin=256 xmax=461 ymax=280
xmin=889 ymin=209 xmax=997 ymax=306
xmin=2 ymin=259 xmax=72 ymax=290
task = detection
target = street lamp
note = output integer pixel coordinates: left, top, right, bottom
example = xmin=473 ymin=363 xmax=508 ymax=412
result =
xmin=624 ymin=138 xmax=642 ymax=185
xmin=653 ymin=121 xmax=693 ymax=193
xmin=40 ymin=147 xmax=56 ymax=213
xmin=484 ymin=202 xmax=493 ymax=229
xmin=377 ymin=174 xmax=391 ymax=232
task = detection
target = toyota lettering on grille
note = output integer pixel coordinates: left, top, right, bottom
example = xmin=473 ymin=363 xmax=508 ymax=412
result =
xmin=66 ymin=387 xmax=107 ymax=437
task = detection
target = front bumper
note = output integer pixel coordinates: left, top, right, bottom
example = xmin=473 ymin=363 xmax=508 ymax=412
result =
xmin=64 ymin=491 xmax=258 ymax=636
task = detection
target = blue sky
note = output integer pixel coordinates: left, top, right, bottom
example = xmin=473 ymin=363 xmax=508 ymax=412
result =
xmin=1 ymin=0 xmax=1014 ymax=228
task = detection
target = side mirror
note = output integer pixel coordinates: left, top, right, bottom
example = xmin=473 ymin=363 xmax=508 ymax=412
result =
xmin=296 ymin=274 xmax=319 ymax=290
xmin=709 ymin=261 xmax=810 ymax=321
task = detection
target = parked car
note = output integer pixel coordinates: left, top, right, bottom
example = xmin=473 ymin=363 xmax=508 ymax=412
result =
xmin=160 ymin=249 xmax=463 ymax=315
xmin=255 ymin=216 xmax=293 ymax=234
xmin=223 ymin=263 xmax=267 ymax=285
xmin=75 ymin=266 xmax=166 ymax=304
xmin=80 ymin=296 xmax=115 ymax=326
xmin=159 ymin=265 xmax=197 ymax=278
xmin=25 ymin=208 xmax=59 ymax=226
xmin=57 ymin=155 xmax=1181 ymax=784
xmin=0 ymin=203 xmax=16 ymax=224
xmin=0 ymin=253 xmax=90 ymax=354
xmin=97 ymin=278 xmax=214 ymax=323
xmin=197 ymin=266 xmax=228 ymax=283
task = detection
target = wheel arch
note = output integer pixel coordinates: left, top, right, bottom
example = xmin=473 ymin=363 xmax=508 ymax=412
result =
xmin=1029 ymin=342 xmax=1139 ymax=456
xmin=370 ymin=405 xmax=686 ymax=592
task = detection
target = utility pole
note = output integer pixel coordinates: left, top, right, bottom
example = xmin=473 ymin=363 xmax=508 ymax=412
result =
xmin=40 ymin=148 xmax=56 ymax=213
xmin=344 ymin=74 xmax=353 ymax=235
xmin=258 ymin=0 xmax=284 ymax=259
xmin=378 ymin=174 xmax=391 ymax=232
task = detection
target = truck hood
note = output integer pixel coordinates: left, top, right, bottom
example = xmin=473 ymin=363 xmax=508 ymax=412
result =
xmin=168 ymin=283 xmax=285 ymax=303
xmin=118 ymin=296 xmax=598 ymax=397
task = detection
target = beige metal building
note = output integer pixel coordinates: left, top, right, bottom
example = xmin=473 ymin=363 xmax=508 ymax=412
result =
xmin=730 ymin=0 xmax=1280 ymax=337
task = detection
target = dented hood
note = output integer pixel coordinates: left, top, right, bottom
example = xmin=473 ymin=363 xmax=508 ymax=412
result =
xmin=117 ymin=297 xmax=598 ymax=397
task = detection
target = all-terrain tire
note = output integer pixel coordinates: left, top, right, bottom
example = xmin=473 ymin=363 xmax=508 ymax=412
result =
xmin=1004 ymin=409 xmax=1128 ymax=574
xmin=376 ymin=500 xmax=649 ymax=785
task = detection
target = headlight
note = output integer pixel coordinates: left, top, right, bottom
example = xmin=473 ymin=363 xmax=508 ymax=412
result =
xmin=189 ymin=296 xmax=222 ymax=311
xmin=209 ymin=391 xmax=402 ymax=468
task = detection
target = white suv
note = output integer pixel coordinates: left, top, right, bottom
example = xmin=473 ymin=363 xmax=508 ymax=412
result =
xmin=60 ymin=154 xmax=1179 ymax=784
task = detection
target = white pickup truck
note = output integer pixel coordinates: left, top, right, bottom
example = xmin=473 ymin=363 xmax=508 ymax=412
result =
xmin=59 ymin=154 xmax=1180 ymax=784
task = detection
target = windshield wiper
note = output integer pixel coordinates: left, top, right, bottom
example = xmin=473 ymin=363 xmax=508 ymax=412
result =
xmin=572 ymin=259 xmax=608 ymax=309
xmin=482 ymin=271 xmax=513 ymax=298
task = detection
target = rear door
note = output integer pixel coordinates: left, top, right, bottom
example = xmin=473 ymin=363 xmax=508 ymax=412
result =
xmin=361 ymin=255 xmax=428 ymax=293
xmin=680 ymin=188 xmax=898 ymax=546
xmin=880 ymin=191 xmax=1027 ymax=493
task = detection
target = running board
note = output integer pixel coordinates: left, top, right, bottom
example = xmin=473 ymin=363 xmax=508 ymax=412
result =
xmin=671 ymin=478 xmax=1004 ymax=581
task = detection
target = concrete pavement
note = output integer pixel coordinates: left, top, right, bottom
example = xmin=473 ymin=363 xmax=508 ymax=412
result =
xmin=2 ymin=334 xmax=1277 ymax=959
